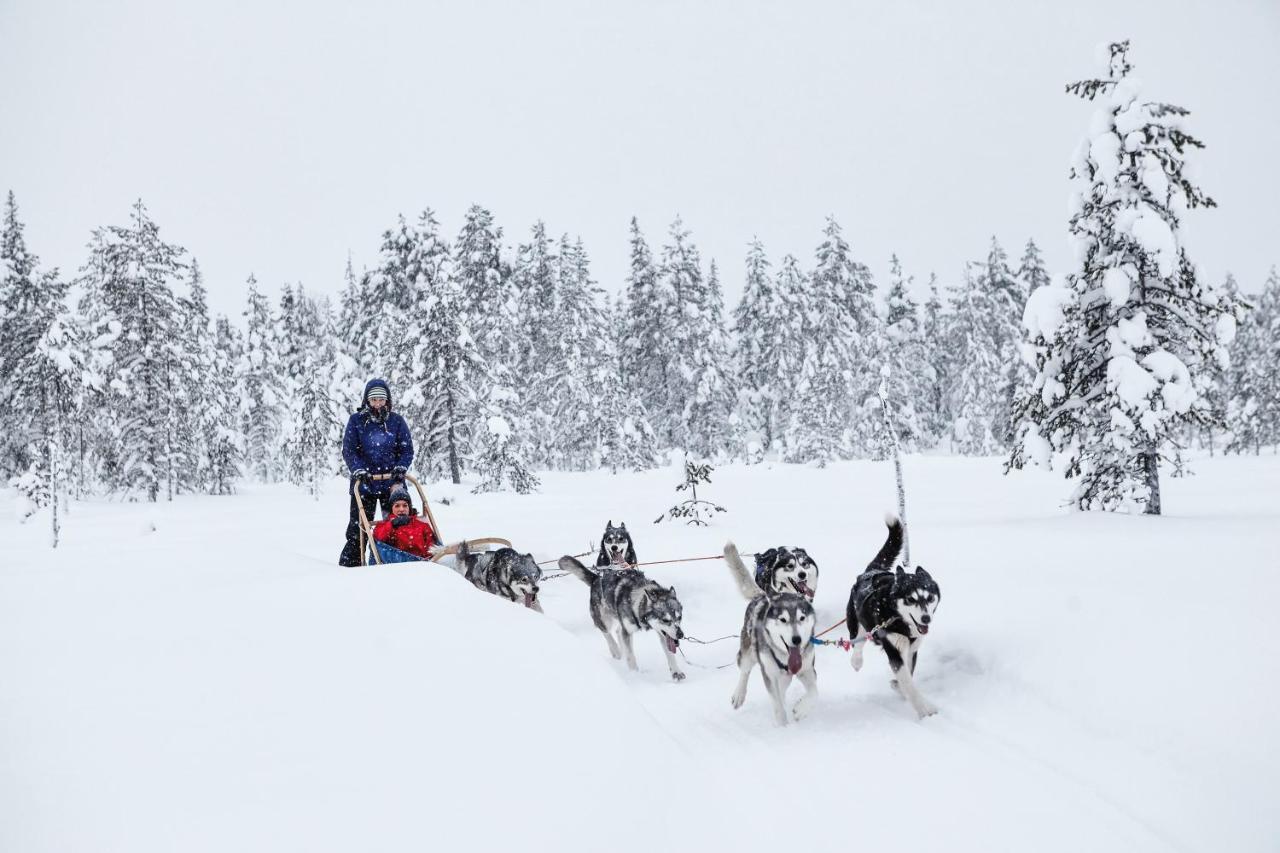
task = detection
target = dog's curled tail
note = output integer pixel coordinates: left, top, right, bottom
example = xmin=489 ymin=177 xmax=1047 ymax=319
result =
xmin=723 ymin=541 xmax=761 ymax=600
xmin=868 ymin=514 xmax=904 ymax=573
xmin=558 ymin=555 xmax=598 ymax=585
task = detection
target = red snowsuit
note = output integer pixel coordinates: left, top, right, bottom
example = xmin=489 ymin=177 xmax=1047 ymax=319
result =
xmin=372 ymin=511 xmax=437 ymax=559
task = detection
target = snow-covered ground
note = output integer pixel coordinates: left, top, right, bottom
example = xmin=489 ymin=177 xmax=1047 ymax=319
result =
xmin=2 ymin=453 xmax=1277 ymax=852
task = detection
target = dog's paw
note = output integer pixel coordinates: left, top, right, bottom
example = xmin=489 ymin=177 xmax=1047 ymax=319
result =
xmin=915 ymin=700 xmax=939 ymax=719
xmin=850 ymin=648 xmax=864 ymax=671
xmin=730 ymin=688 xmax=746 ymax=709
xmin=792 ymin=699 xmax=814 ymax=722
xmin=889 ymin=678 xmax=901 ymax=694
xmin=671 ymin=670 xmax=686 ymax=682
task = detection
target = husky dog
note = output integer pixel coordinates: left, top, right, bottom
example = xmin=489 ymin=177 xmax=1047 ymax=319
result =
xmin=595 ymin=520 xmax=637 ymax=568
xmin=456 ymin=543 xmax=544 ymax=612
xmin=723 ymin=542 xmax=818 ymax=600
xmin=846 ymin=515 xmax=941 ymax=719
xmin=558 ymin=555 xmax=686 ymax=681
xmin=730 ymin=592 xmax=818 ymax=725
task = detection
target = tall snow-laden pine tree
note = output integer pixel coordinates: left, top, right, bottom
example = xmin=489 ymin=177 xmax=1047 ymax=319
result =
xmin=920 ymin=272 xmax=949 ymax=445
xmin=684 ymin=258 xmax=739 ymax=460
xmin=206 ymin=316 xmax=244 ymax=494
xmin=731 ymin=238 xmax=792 ymax=458
xmin=240 ymin=275 xmax=282 ymax=482
xmin=1227 ymin=268 xmax=1280 ymax=454
xmin=978 ymin=237 xmax=1029 ymax=448
xmin=881 ymin=254 xmax=926 ymax=452
xmin=454 ymin=205 xmax=538 ymax=491
xmin=1017 ymin=239 xmax=1052 ymax=295
xmin=619 ymin=217 xmax=668 ymax=442
xmin=1008 ymin=41 xmax=1240 ymax=514
xmin=944 ymin=262 xmax=1005 ymax=454
xmin=0 ymin=190 xmax=44 ymax=479
xmin=77 ymin=200 xmax=188 ymax=502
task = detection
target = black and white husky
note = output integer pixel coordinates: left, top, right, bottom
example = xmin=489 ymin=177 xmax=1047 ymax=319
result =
xmin=456 ymin=543 xmax=544 ymax=612
xmin=846 ymin=515 xmax=941 ymax=719
xmin=558 ymin=555 xmax=686 ymax=681
xmin=730 ymin=592 xmax=818 ymax=725
xmin=723 ymin=542 xmax=818 ymax=600
xmin=595 ymin=520 xmax=637 ymax=568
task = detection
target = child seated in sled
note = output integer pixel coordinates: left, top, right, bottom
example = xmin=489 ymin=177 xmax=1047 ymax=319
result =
xmin=372 ymin=484 xmax=438 ymax=560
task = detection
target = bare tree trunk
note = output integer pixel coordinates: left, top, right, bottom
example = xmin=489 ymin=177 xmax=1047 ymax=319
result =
xmin=446 ymin=387 xmax=461 ymax=485
xmin=1142 ymin=447 xmax=1161 ymax=515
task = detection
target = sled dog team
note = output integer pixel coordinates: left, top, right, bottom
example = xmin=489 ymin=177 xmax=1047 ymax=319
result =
xmin=554 ymin=516 xmax=940 ymax=725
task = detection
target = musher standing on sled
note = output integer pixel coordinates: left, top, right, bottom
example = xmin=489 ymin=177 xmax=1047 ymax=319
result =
xmin=337 ymin=378 xmax=415 ymax=566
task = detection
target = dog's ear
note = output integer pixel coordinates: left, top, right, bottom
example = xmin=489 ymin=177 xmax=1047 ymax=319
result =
xmin=620 ymin=521 xmax=627 ymax=530
xmin=756 ymin=548 xmax=779 ymax=570
xmin=606 ymin=519 xmax=613 ymax=529
xmin=914 ymin=565 xmax=933 ymax=583
xmin=895 ymin=565 xmax=908 ymax=586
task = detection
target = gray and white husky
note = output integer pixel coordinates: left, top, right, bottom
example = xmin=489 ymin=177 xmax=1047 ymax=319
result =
xmin=456 ymin=543 xmax=544 ymax=612
xmin=558 ymin=555 xmax=686 ymax=681
xmin=846 ymin=515 xmax=942 ymax=719
xmin=730 ymin=592 xmax=818 ymax=725
xmin=595 ymin=520 xmax=637 ymax=568
xmin=723 ymin=541 xmax=818 ymax=600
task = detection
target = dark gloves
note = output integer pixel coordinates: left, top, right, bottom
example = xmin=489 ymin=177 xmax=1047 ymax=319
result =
xmin=392 ymin=466 xmax=408 ymax=479
xmin=392 ymin=515 xmax=413 ymax=528
xmin=351 ymin=468 xmax=369 ymax=480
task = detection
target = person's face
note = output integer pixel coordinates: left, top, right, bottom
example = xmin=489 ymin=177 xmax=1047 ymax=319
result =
xmin=392 ymin=500 xmax=410 ymax=517
xmin=369 ymin=396 xmax=387 ymax=411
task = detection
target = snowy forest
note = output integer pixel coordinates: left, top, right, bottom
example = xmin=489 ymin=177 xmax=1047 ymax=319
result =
xmin=1 ymin=43 xmax=1277 ymax=529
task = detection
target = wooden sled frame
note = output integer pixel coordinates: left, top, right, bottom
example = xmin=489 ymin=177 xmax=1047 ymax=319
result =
xmin=354 ymin=473 xmax=511 ymax=566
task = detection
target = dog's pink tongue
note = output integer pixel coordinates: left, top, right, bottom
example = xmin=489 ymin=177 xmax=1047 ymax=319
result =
xmin=666 ymin=636 xmax=678 ymax=654
xmin=523 ymin=593 xmax=536 ymax=609
xmin=787 ymin=647 xmax=803 ymax=675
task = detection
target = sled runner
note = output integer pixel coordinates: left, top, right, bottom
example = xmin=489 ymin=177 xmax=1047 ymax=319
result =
xmin=353 ymin=473 xmax=510 ymax=566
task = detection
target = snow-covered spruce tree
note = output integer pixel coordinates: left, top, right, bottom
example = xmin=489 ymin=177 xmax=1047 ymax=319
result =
xmin=173 ymin=259 xmax=215 ymax=494
xmin=944 ymin=262 xmax=1006 ymax=454
xmin=919 ymin=272 xmax=949 ymax=445
xmin=1008 ymin=41 xmax=1240 ymax=514
xmin=290 ymin=346 xmax=345 ymax=498
xmin=978 ymin=237 xmax=1030 ymax=448
xmin=511 ymin=220 xmax=560 ymax=467
xmin=786 ymin=218 xmax=870 ymax=463
xmin=731 ymin=238 xmax=792 ymax=458
xmin=619 ymin=217 xmax=669 ymax=443
xmin=359 ymin=214 xmax=422 ymax=378
xmin=1227 ymin=268 xmax=1280 ymax=454
xmin=0 ymin=190 xmax=43 ymax=479
xmin=77 ymin=200 xmax=188 ymax=502
xmin=683 ymin=259 xmax=738 ymax=460
xmin=335 ymin=253 xmax=372 ymax=391
xmin=880 ymin=254 xmax=927 ymax=452
xmin=454 ymin=205 xmax=538 ymax=491
xmin=1017 ymin=239 xmax=1052 ymax=296
xmin=408 ymin=215 xmax=491 ymax=486
xmin=206 ymin=316 xmax=243 ymax=494
xmin=653 ymin=218 xmax=710 ymax=450
xmin=240 ymin=275 xmax=282 ymax=482
xmin=387 ymin=208 xmax=451 ymax=438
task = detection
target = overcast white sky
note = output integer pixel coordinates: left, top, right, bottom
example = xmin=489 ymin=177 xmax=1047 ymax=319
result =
xmin=2 ymin=0 xmax=1276 ymax=320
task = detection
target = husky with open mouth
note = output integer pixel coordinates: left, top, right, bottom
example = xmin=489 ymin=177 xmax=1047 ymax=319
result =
xmin=558 ymin=555 xmax=686 ymax=681
xmin=595 ymin=520 xmax=637 ymax=568
xmin=456 ymin=543 xmax=544 ymax=612
xmin=723 ymin=542 xmax=819 ymax=601
xmin=730 ymin=591 xmax=818 ymax=725
xmin=846 ymin=514 xmax=941 ymax=719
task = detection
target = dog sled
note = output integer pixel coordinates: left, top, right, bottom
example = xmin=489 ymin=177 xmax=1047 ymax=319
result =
xmin=353 ymin=473 xmax=510 ymax=566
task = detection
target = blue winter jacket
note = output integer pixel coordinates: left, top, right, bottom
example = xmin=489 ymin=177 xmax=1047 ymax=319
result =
xmin=342 ymin=378 xmax=414 ymax=495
